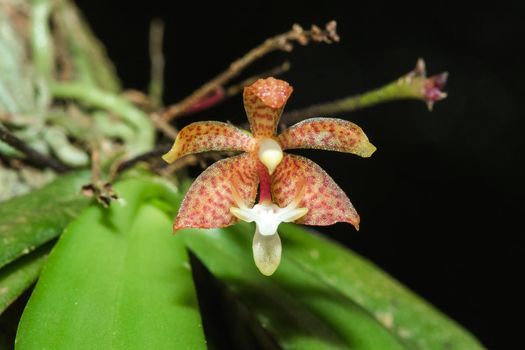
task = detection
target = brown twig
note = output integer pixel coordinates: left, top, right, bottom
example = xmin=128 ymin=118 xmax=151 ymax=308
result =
xmin=148 ymin=19 xmax=165 ymax=107
xmin=157 ymin=151 xmax=226 ymax=177
xmin=178 ymin=61 xmax=292 ymax=117
xmin=115 ymin=143 xmax=171 ymax=174
xmin=112 ymin=143 xmax=232 ymax=179
xmin=225 ymin=61 xmax=291 ymax=98
xmin=158 ymin=155 xmax=199 ymax=177
xmin=0 ymin=126 xmax=71 ymax=173
xmin=81 ymin=146 xmax=119 ymax=207
xmin=119 ymin=91 xmax=178 ymax=140
xmin=150 ymin=112 xmax=179 ymax=140
xmin=161 ymin=21 xmax=339 ymax=121
xmin=89 ymin=146 xmax=102 ymax=185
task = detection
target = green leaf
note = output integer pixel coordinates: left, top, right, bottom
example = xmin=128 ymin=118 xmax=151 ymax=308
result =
xmin=279 ymin=224 xmax=485 ymax=350
xmin=15 ymin=178 xmax=206 ymax=350
xmin=13 ymin=173 xmax=483 ymax=349
xmin=185 ymin=224 xmax=406 ymax=350
xmin=0 ymin=171 xmax=90 ymax=269
xmin=0 ymin=243 xmax=51 ymax=314
xmin=185 ymin=221 xmax=484 ymax=350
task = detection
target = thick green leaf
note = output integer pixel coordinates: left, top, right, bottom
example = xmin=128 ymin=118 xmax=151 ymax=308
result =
xmin=0 ymin=243 xmax=50 ymax=313
xmin=185 ymin=221 xmax=484 ymax=350
xmin=15 ymin=178 xmax=206 ymax=350
xmin=279 ymin=224 xmax=484 ymax=349
xmin=0 ymin=171 xmax=90 ymax=269
xmin=185 ymin=224 xmax=406 ymax=350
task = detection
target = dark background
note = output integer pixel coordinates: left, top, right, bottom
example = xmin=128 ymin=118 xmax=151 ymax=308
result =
xmin=75 ymin=1 xmax=524 ymax=348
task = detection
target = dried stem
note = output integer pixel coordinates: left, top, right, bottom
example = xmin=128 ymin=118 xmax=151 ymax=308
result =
xmin=161 ymin=21 xmax=339 ymax=121
xmin=179 ymin=61 xmax=292 ymax=116
xmin=115 ymin=144 xmax=171 ymax=174
xmin=148 ymin=19 xmax=165 ymax=107
xmin=90 ymin=146 xmax=102 ymax=185
xmin=150 ymin=113 xmax=178 ymax=140
xmin=282 ymin=58 xmax=448 ymax=124
xmin=158 ymin=155 xmax=199 ymax=177
xmin=157 ymin=152 xmax=224 ymax=177
xmin=225 ymin=61 xmax=291 ymax=98
xmin=0 ymin=126 xmax=70 ymax=173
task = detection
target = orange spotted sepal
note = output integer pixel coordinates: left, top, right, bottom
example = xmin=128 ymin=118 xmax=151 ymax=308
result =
xmin=173 ymin=153 xmax=259 ymax=232
xmin=243 ymin=77 xmax=293 ymax=137
xmin=271 ymin=154 xmax=360 ymax=230
xmin=278 ymin=118 xmax=376 ymax=158
xmin=162 ymin=121 xmax=255 ymax=163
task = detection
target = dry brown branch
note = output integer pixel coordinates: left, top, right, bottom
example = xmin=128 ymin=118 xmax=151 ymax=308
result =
xmin=148 ymin=19 xmax=165 ymax=106
xmin=225 ymin=61 xmax=291 ymax=98
xmin=158 ymin=155 xmax=199 ymax=177
xmin=120 ymin=91 xmax=178 ymax=140
xmin=157 ymin=151 xmax=226 ymax=177
xmin=122 ymin=90 xmax=156 ymax=111
xmin=150 ymin=112 xmax=179 ymax=140
xmin=159 ymin=61 xmax=290 ymax=119
xmin=161 ymin=21 xmax=339 ymax=121
xmin=115 ymin=143 xmax=171 ymax=174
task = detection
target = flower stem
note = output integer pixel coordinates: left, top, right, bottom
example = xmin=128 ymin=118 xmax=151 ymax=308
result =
xmin=282 ymin=59 xmax=448 ymax=124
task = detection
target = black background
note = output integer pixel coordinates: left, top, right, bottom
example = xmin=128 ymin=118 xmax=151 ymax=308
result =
xmin=75 ymin=1 xmax=524 ymax=348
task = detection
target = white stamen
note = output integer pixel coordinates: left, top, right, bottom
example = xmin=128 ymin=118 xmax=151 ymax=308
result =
xmin=258 ymin=138 xmax=283 ymax=175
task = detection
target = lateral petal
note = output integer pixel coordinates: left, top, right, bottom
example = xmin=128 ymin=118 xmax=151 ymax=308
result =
xmin=271 ymin=154 xmax=359 ymax=229
xmin=162 ymin=121 xmax=255 ymax=163
xmin=243 ymin=77 xmax=293 ymax=137
xmin=173 ymin=153 xmax=259 ymax=231
xmin=278 ymin=118 xmax=376 ymax=158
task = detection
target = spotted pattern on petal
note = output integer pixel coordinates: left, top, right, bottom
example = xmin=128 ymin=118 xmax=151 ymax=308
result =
xmin=271 ymin=154 xmax=360 ymax=229
xmin=173 ymin=153 xmax=259 ymax=231
xmin=278 ymin=118 xmax=376 ymax=158
xmin=243 ymin=78 xmax=293 ymax=137
xmin=162 ymin=121 xmax=255 ymax=163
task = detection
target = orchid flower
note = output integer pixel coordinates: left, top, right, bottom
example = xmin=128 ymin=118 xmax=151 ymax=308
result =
xmin=163 ymin=77 xmax=377 ymax=275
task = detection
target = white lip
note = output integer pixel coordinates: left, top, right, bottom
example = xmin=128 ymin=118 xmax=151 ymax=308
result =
xmin=252 ymin=229 xmax=282 ymax=276
xmin=230 ymin=201 xmax=308 ymax=236
xmin=230 ymin=201 xmax=307 ymax=276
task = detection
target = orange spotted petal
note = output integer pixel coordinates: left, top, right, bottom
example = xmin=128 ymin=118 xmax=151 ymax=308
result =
xmin=162 ymin=121 xmax=255 ymax=163
xmin=278 ymin=118 xmax=376 ymax=158
xmin=271 ymin=154 xmax=360 ymax=229
xmin=173 ymin=153 xmax=259 ymax=232
xmin=243 ymin=77 xmax=293 ymax=137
